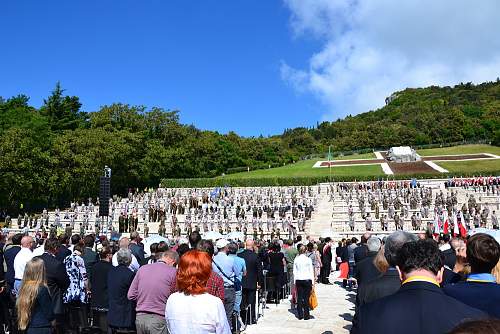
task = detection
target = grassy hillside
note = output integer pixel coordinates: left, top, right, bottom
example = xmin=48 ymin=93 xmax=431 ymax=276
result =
xmin=417 ymin=144 xmax=500 ymax=156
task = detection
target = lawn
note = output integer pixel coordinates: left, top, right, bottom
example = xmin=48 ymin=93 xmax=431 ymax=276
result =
xmin=334 ymin=152 xmax=375 ymax=160
xmin=436 ymin=159 xmax=500 ymax=174
xmin=223 ymin=159 xmax=384 ymax=179
xmin=417 ymin=144 xmax=500 ymax=157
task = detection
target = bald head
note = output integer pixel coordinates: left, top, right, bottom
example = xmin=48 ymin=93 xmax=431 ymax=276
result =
xmin=21 ymin=236 xmax=33 ymax=248
xmin=119 ymin=237 xmax=130 ymax=249
xmin=246 ymin=239 xmax=255 ymax=250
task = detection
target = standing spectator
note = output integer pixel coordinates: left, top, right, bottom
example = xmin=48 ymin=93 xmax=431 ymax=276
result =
xmin=36 ymin=238 xmax=70 ymax=334
xmin=212 ymin=239 xmax=239 ymax=331
xmin=165 ymin=250 xmax=230 ymax=334
xmin=356 ymin=231 xmax=417 ymax=307
xmin=129 ymin=232 xmax=146 ymax=265
xmin=90 ymin=246 xmax=113 ymax=330
xmin=13 ymin=235 xmax=34 ymax=295
xmin=293 ymin=245 xmax=315 ymax=320
xmin=321 ymin=238 xmax=333 ymax=284
xmin=63 ymin=243 xmax=88 ymax=305
xmin=108 ymin=248 xmax=136 ymax=331
xmin=347 ymin=237 xmax=358 ymax=289
xmin=357 ymin=239 xmax=486 ymax=334
xmin=16 ymin=258 xmax=54 ymax=334
xmin=238 ymin=239 xmax=263 ymax=325
xmin=55 ymin=236 xmax=71 ymax=262
xmin=112 ymin=237 xmax=140 ymax=272
xmin=197 ymin=239 xmax=225 ymax=302
xmin=444 ymin=233 xmax=500 ymax=317
xmin=82 ymin=235 xmax=98 ymax=287
xmin=266 ymin=242 xmax=286 ymax=299
xmin=354 ymin=237 xmax=381 ymax=287
xmin=283 ymin=239 xmax=298 ymax=289
xmin=128 ymin=249 xmax=178 ymax=334
xmin=3 ymin=233 xmax=22 ymax=295
xmin=354 ymin=233 xmax=371 ymax=264
xmin=228 ymin=242 xmax=246 ymax=326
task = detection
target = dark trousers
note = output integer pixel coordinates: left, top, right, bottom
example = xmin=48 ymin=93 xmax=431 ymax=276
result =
xmin=241 ymin=288 xmax=257 ymax=324
xmin=321 ymin=261 xmax=331 ymax=283
xmin=295 ymin=280 xmax=312 ymax=319
xmin=223 ymin=287 xmax=236 ymax=330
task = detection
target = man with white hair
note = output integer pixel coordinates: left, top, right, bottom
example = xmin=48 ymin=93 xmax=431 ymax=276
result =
xmin=354 ymin=237 xmax=381 ymax=287
xmin=112 ymin=237 xmax=140 ymax=272
xmin=13 ymin=235 xmax=34 ymax=294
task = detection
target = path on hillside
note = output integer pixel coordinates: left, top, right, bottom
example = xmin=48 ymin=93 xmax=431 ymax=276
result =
xmin=245 ymin=272 xmax=355 ymax=334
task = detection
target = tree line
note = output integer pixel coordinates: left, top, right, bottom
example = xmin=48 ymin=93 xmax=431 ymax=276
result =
xmin=1 ymin=80 xmax=499 ymax=212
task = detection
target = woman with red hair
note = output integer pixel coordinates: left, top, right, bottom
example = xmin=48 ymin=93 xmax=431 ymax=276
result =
xmin=165 ymin=250 xmax=230 ymax=334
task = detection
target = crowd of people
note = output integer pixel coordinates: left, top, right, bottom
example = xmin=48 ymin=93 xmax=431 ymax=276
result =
xmin=337 ymin=229 xmax=500 ymax=334
xmin=0 ymin=227 xmax=334 ymax=334
xmin=331 ymin=179 xmax=499 ymax=232
xmin=7 ymin=186 xmax=319 ymax=241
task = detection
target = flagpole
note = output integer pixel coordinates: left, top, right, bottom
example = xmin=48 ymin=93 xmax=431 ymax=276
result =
xmin=328 ymin=145 xmax=332 ymax=184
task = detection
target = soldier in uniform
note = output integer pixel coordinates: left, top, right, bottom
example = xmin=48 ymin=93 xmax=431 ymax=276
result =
xmin=394 ymin=212 xmax=402 ymax=230
xmin=143 ymin=223 xmax=149 ymax=238
xmin=411 ymin=213 xmax=417 ymax=230
xmin=380 ymin=214 xmax=388 ymax=231
xmin=365 ymin=213 xmax=372 ymax=231
xmin=158 ymin=223 xmax=166 ymax=237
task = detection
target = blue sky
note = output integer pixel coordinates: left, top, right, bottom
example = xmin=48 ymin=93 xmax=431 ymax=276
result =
xmin=0 ymin=0 xmax=323 ymax=136
xmin=3 ymin=1 xmax=499 ymax=136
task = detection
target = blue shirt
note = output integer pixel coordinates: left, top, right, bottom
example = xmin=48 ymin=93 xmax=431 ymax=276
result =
xmin=212 ymin=251 xmax=238 ymax=287
xmin=229 ymin=254 xmax=246 ymax=281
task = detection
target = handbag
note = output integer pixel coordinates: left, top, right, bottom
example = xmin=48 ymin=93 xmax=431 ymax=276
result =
xmin=213 ymin=260 xmax=242 ymax=291
xmin=309 ymin=288 xmax=318 ymax=310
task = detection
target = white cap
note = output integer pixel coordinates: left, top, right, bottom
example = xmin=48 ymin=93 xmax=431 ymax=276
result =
xmin=216 ymin=238 xmax=229 ymax=249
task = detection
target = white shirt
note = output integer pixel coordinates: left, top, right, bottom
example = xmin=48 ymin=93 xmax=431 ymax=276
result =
xmin=293 ymin=254 xmax=314 ymax=282
xmin=112 ymin=252 xmax=140 ymax=272
xmin=32 ymin=246 xmax=45 ymax=257
xmin=14 ymin=247 xmax=34 ymax=280
xmin=165 ymin=292 xmax=230 ymax=334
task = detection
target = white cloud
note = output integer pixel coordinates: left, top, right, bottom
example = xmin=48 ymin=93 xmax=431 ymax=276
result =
xmin=282 ymin=0 xmax=500 ymax=120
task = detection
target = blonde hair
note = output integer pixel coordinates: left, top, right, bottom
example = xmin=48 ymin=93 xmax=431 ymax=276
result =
xmin=16 ymin=257 xmax=47 ymax=330
xmin=493 ymin=260 xmax=500 ymax=283
xmin=373 ymin=247 xmax=389 ymax=274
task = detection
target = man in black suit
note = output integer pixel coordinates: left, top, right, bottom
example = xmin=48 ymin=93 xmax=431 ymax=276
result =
xmin=108 ymin=248 xmax=136 ymax=331
xmin=354 ymin=233 xmax=371 ymax=264
xmin=354 ymin=237 xmax=381 ymax=287
xmin=36 ymin=238 xmax=70 ymax=334
xmin=55 ymin=235 xmax=71 ymax=262
xmin=320 ymin=237 xmax=333 ymax=284
xmin=444 ymin=233 xmax=500 ymax=317
xmin=357 ymin=239 xmax=486 ymax=334
xmin=356 ymin=231 xmax=418 ymax=307
xmin=238 ymin=239 xmax=263 ymax=325
xmin=82 ymin=235 xmax=98 ymax=286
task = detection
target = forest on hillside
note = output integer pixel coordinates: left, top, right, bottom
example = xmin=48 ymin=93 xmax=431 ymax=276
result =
xmin=1 ymin=80 xmax=499 ymax=210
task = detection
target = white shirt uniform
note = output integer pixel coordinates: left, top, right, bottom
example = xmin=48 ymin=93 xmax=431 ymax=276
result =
xmin=14 ymin=247 xmax=34 ymax=280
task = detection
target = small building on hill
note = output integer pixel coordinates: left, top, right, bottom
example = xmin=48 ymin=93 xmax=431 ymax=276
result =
xmin=387 ymin=146 xmax=421 ymax=163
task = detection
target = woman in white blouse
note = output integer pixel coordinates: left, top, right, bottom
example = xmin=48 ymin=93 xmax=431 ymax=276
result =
xmin=293 ymin=245 xmax=315 ymax=320
xmin=165 ymin=250 xmax=230 ymax=334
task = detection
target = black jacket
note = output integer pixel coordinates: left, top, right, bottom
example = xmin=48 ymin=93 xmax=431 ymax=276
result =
xmin=354 ymin=244 xmax=368 ymax=264
xmin=107 ymin=265 xmax=136 ymax=329
xmin=90 ymin=260 xmax=113 ymax=310
xmin=354 ymin=251 xmax=380 ymax=287
xmin=82 ymin=247 xmax=98 ymax=286
xmin=238 ymin=249 xmax=263 ymax=290
xmin=36 ymin=253 xmax=70 ymax=315
xmin=358 ymin=281 xmax=487 ymax=334
xmin=357 ymin=268 xmax=400 ymax=307
xmin=55 ymin=245 xmax=71 ymax=263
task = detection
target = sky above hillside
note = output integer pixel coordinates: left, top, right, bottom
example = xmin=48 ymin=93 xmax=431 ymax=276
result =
xmin=1 ymin=0 xmax=499 ymax=136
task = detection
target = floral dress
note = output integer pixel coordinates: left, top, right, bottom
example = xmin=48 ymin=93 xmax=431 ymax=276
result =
xmin=63 ymin=251 xmax=88 ymax=304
